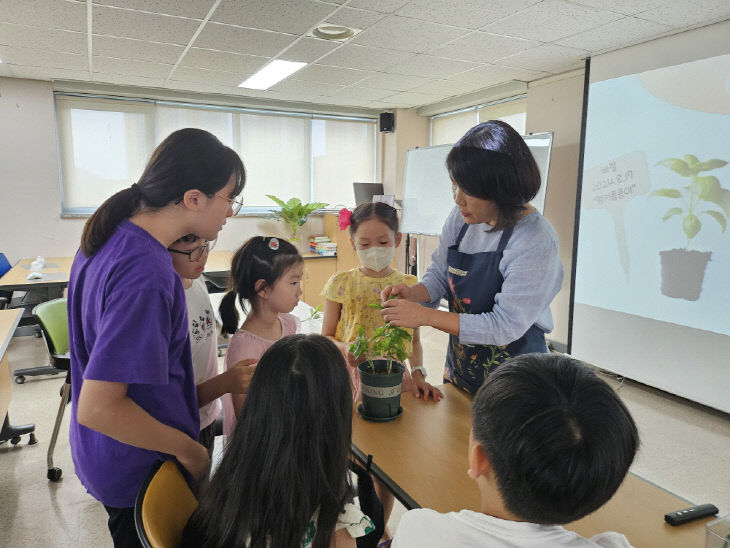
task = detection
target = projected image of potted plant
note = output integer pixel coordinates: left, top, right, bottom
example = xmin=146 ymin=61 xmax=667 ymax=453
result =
xmin=267 ymin=195 xmax=328 ymax=242
xmin=350 ymin=305 xmax=410 ymax=421
xmin=651 ymin=155 xmax=729 ymax=301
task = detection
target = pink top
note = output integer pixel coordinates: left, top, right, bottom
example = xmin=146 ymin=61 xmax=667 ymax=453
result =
xmin=222 ymin=313 xmax=299 ymax=437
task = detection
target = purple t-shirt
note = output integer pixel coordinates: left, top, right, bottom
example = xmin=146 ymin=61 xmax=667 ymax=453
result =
xmin=67 ymin=220 xmax=200 ymax=508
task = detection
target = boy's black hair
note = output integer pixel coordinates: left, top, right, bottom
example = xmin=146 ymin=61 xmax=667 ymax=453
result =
xmin=219 ymin=236 xmax=302 ymax=334
xmin=446 ymin=120 xmax=540 ymax=232
xmin=472 ymin=353 xmax=639 ymax=525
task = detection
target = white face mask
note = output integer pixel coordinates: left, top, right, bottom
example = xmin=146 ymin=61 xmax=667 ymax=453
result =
xmin=357 ymin=246 xmax=395 ymax=272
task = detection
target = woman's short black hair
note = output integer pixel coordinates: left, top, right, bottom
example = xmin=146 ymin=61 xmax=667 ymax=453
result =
xmin=472 ymin=353 xmax=639 ymax=525
xmin=446 ymin=120 xmax=541 ymax=231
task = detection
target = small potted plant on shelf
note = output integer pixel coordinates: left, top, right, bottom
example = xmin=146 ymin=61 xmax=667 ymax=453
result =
xmin=651 ymin=155 xmax=729 ymax=301
xmin=349 ymin=302 xmax=411 ymax=421
xmin=267 ymin=195 xmax=329 ymax=242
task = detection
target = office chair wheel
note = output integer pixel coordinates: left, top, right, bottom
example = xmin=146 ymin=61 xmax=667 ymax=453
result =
xmin=14 ymin=375 xmax=25 ymax=384
xmin=28 ymin=433 xmax=37 ymax=445
xmin=47 ymin=468 xmax=63 ymax=482
xmin=11 ymin=436 xmax=21 ymax=445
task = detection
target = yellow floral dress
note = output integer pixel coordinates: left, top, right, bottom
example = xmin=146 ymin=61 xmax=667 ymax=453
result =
xmin=321 ymin=268 xmax=418 ymax=400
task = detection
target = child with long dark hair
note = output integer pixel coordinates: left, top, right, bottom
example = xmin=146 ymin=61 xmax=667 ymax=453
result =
xmin=183 ymin=334 xmax=375 ymax=548
xmin=218 ymin=236 xmax=303 ymax=437
xmin=68 ymin=128 xmax=245 ymax=546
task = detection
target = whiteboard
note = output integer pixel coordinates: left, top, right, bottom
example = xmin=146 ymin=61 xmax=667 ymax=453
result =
xmin=401 ymin=133 xmax=553 ymax=235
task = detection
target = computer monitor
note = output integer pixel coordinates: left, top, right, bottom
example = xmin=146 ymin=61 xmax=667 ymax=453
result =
xmin=353 ymin=182 xmax=384 ymax=205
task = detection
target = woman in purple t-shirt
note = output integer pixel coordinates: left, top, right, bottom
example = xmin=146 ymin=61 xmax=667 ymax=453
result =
xmin=67 ymin=128 xmax=248 ymax=547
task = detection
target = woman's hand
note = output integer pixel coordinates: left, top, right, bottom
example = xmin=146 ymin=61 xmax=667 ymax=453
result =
xmin=225 ymin=358 xmax=257 ymax=394
xmin=381 ymin=283 xmax=416 ymax=303
xmin=411 ymin=372 xmax=444 ymax=402
xmin=177 ymin=439 xmax=211 ymax=481
xmin=381 ymin=298 xmax=428 ymax=329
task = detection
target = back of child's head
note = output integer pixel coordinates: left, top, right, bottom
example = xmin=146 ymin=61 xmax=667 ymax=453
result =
xmin=219 ymin=236 xmax=302 ymax=334
xmin=349 ymin=201 xmax=399 ymax=237
xmin=472 ymin=353 xmax=638 ymax=525
xmin=187 ymin=334 xmax=352 ymax=548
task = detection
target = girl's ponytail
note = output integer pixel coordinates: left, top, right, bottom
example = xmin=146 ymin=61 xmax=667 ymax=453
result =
xmin=219 ymin=290 xmax=240 ymax=336
xmin=80 ymin=186 xmax=143 ymax=257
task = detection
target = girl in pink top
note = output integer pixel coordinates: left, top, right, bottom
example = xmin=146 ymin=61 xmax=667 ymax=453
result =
xmin=218 ymin=236 xmax=303 ymax=437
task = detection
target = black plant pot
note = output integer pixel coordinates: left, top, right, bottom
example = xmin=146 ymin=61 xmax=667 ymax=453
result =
xmin=357 ymin=360 xmax=405 ymax=421
xmin=659 ymin=249 xmax=712 ymax=301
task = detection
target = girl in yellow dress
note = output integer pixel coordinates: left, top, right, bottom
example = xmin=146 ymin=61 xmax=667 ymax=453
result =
xmin=321 ymin=202 xmax=443 ymax=403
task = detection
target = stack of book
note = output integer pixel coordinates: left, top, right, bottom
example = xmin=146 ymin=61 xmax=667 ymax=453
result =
xmin=309 ymin=235 xmax=337 ymax=256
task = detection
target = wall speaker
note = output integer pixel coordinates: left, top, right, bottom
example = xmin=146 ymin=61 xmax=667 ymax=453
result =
xmin=379 ymin=112 xmax=394 ymax=133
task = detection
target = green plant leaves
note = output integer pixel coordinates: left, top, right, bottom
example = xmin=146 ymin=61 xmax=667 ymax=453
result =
xmin=683 ymin=214 xmax=701 ymax=240
xmin=662 ymin=207 xmax=683 ymax=222
xmin=650 ymin=188 xmax=681 ymax=199
xmin=657 ymin=158 xmax=693 ymax=177
xmin=267 ymin=195 xmax=329 ymax=239
xmin=704 ymin=210 xmax=727 ymax=233
xmin=698 ymin=159 xmax=728 ymax=172
xmin=692 ymin=176 xmax=730 ymax=217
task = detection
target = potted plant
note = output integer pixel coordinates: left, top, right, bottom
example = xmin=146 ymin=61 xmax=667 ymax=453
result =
xmin=651 ymin=155 xmax=729 ymax=301
xmin=350 ymin=303 xmax=411 ymax=421
xmin=267 ymin=195 xmax=328 ymax=242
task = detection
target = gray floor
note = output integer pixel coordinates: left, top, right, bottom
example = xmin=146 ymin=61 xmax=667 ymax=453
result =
xmin=1 ymin=327 xmax=728 ymax=547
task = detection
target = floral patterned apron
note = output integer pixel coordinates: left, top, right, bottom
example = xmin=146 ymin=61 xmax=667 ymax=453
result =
xmin=445 ymin=223 xmax=548 ymax=394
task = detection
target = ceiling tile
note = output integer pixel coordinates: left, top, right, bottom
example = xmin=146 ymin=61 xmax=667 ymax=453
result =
xmin=330 ymin=86 xmax=395 ymax=101
xmin=294 ymin=63 xmax=373 ymax=85
xmin=634 ymin=0 xmax=730 ymax=28
xmin=498 ymin=43 xmax=588 ymax=72
xmin=210 ymin=0 xmax=337 ymax=34
xmin=351 ymin=15 xmax=469 ymax=53
xmin=318 ymin=44 xmax=414 ymax=72
xmin=0 ymin=23 xmax=86 ymax=53
xmin=93 ymin=72 xmax=166 ymax=88
xmin=193 ymin=22 xmax=296 ymax=56
xmin=356 ymin=71 xmax=432 ymax=91
xmin=379 ymin=89 xmax=442 ymax=107
xmin=181 ymin=48 xmax=268 ymax=74
xmin=395 ymin=0 xmax=542 ymax=30
xmin=568 ymin=0 xmax=670 ymax=16
xmin=93 ymin=5 xmax=201 ymax=45
xmin=92 ymin=35 xmax=186 ymax=64
xmin=481 ymin=0 xmax=622 ymax=42
xmin=2 ymin=0 xmax=87 ymax=32
xmin=9 ymin=65 xmax=90 ymax=81
xmin=445 ymin=63 xmax=549 ymax=89
xmin=385 ymin=54 xmax=479 ymax=79
xmin=324 ymin=6 xmax=386 ymax=29
xmin=279 ymin=37 xmax=340 ymax=63
xmin=346 ymin=0 xmax=410 ymax=14
xmin=557 ymin=16 xmax=672 ymax=53
xmin=94 ymin=56 xmax=174 ymax=79
xmin=0 ymin=46 xmax=88 ymax=71
xmin=168 ymin=65 xmax=247 ymax=86
xmin=429 ymin=32 xmax=540 ymax=64
xmin=92 ymin=0 xmax=213 ymax=19
xmin=270 ymin=78 xmax=344 ymax=99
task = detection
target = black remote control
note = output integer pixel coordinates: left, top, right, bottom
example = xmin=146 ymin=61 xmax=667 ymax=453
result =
xmin=664 ymin=503 xmax=718 ymax=526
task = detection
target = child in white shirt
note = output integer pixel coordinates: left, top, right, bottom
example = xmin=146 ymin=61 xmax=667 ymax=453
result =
xmin=392 ymin=353 xmax=639 ymax=548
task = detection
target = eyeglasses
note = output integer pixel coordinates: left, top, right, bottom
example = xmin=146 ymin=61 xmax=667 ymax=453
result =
xmin=215 ymin=193 xmax=244 ymax=215
xmin=169 ymin=243 xmax=209 ymax=262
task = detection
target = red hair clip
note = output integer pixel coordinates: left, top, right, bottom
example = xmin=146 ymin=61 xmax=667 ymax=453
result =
xmin=338 ymin=208 xmax=352 ymax=231
xmin=268 ymin=237 xmax=280 ymax=251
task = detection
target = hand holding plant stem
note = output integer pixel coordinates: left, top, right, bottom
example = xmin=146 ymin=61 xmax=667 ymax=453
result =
xmin=651 ymin=155 xmax=729 ymax=248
